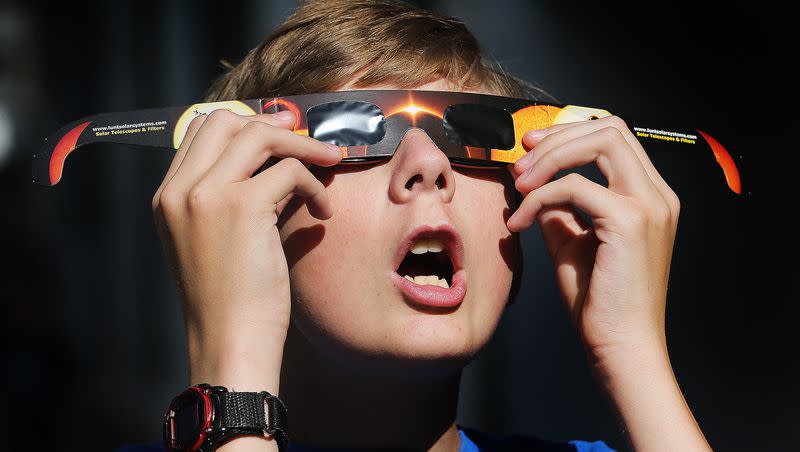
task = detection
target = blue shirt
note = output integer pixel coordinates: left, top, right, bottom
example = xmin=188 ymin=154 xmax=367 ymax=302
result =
xmin=115 ymin=424 xmax=615 ymax=451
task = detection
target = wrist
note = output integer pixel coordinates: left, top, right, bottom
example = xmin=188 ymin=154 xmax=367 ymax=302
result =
xmin=586 ymin=333 xmax=668 ymax=380
xmin=217 ymin=436 xmax=280 ymax=452
xmin=188 ymin=326 xmax=287 ymax=394
xmin=586 ymin=336 xmax=711 ymax=451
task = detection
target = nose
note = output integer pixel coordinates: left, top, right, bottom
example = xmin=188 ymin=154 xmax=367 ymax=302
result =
xmin=387 ymin=128 xmax=456 ymax=204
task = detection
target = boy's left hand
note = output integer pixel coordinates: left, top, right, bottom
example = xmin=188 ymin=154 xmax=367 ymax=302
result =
xmin=507 ymin=115 xmax=681 ymax=364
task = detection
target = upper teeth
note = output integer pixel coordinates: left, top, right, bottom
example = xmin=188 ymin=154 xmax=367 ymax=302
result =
xmin=410 ymin=237 xmax=445 ymax=254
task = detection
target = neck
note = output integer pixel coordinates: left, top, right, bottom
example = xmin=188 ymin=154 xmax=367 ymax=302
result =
xmin=281 ymin=321 xmax=463 ymax=451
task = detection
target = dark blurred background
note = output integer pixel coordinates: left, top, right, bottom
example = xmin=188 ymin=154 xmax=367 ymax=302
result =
xmin=2 ymin=1 xmax=794 ymax=451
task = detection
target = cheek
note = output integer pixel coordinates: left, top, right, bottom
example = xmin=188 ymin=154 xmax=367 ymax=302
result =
xmin=470 ymin=179 xmax=518 ymax=307
xmin=278 ymin=176 xmax=386 ymax=339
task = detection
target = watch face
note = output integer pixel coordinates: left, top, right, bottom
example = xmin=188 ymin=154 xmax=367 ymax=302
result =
xmin=164 ymin=386 xmax=211 ymax=450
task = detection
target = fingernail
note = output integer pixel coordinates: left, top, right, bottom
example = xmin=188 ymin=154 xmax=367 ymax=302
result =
xmin=324 ymin=142 xmax=342 ymax=155
xmin=273 ymin=110 xmax=295 ymax=121
xmin=523 ymin=129 xmax=547 ymax=142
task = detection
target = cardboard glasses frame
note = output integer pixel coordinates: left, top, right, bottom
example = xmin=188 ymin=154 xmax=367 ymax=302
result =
xmin=32 ymin=89 xmax=743 ymax=195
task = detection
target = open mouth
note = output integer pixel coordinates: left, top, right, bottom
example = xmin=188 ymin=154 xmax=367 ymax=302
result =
xmin=391 ymin=224 xmax=467 ymax=309
xmin=396 ymin=236 xmax=454 ymax=288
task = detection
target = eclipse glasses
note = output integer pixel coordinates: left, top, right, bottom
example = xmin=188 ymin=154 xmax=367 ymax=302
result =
xmin=32 ymin=89 xmax=742 ymax=194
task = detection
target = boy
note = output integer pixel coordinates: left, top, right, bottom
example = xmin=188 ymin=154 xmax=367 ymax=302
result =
xmin=147 ymin=1 xmax=711 ymax=451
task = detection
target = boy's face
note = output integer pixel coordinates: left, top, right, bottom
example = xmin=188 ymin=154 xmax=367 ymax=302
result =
xmin=278 ymin=79 xmax=519 ymax=376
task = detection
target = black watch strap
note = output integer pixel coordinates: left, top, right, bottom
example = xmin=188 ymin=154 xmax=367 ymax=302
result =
xmin=217 ymin=390 xmax=289 ymax=452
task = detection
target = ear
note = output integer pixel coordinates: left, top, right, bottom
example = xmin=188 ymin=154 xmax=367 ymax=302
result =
xmin=506 ymin=231 xmax=523 ymax=308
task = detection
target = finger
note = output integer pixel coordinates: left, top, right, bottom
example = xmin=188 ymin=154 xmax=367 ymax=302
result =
xmin=515 ymin=116 xmax=673 ymax=201
xmin=537 ymin=206 xmax=590 ymax=260
xmin=168 ymin=110 xmax=297 ymax=192
xmin=274 ymin=192 xmax=296 ymax=218
xmin=552 ymin=228 xmax=600 ymax=316
xmin=515 ymin=127 xmax=658 ymax=198
xmin=507 ymin=173 xmax=626 ymax=233
xmin=510 ymin=122 xmax=582 ymax=178
xmin=506 ymin=162 xmax=518 ymax=182
xmin=509 ymin=159 xmax=593 ymax=257
xmin=152 ymin=113 xmax=207 ymax=211
xmin=598 ymin=116 xmax=673 ymax=198
xmin=243 ymin=157 xmax=334 ymax=221
xmin=513 ymin=118 xmax=622 ymax=174
xmin=203 ymin=121 xmax=343 ymax=184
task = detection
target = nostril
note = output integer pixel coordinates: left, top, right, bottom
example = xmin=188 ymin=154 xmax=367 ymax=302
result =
xmin=403 ymin=174 xmax=446 ymax=190
xmin=405 ymin=174 xmax=422 ymax=190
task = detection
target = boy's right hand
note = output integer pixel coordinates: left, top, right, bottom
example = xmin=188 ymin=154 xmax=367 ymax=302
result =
xmin=151 ymin=109 xmax=342 ymax=391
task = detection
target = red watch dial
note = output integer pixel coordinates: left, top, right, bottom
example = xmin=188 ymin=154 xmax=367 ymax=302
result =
xmin=164 ymin=385 xmax=214 ymax=451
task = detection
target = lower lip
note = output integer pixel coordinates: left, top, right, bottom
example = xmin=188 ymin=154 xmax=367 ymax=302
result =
xmin=391 ymin=270 xmax=467 ymax=309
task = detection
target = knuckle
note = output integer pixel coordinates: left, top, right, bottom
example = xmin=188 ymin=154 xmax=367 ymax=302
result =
xmin=205 ymin=108 xmax=237 ymax=128
xmin=151 ymin=191 xmax=162 ymax=213
xmin=241 ymin=120 xmax=276 ymax=145
xmin=654 ymin=203 xmax=672 ymax=225
xmin=597 ymin=126 xmax=624 ymax=144
xmin=605 ymin=114 xmax=628 ymax=130
xmin=562 ymin=173 xmax=587 ymax=204
xmin=241 ymin=119 xmax=269 ymax=135
xmin=188 ymin=114 xmax=206 ymax=132
xmin=186 ymin=183 xmax=218 ymax=212
xmin=282 ymin=157 xmax=306 ymax=175
xmin=651 ymin=189 xmax=681 ymax=226
xmin=666 ymin=190 xmax=681 ymax=219
xmin=158 ymin=186 xmax=182 ymax=215
xmin=563 ymin=172 xmax=586 ymax=187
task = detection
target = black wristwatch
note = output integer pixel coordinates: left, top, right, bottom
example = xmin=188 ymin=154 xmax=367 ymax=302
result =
xmin=163 ymin=383 xmax=288 ymax=452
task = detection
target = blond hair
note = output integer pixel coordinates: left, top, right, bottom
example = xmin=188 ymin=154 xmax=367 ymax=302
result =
xmin=204 ymin=0 xmax=550 ymax=101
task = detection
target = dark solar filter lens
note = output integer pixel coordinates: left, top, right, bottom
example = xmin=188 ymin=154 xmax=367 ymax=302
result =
xmin=307 ymin=101 xmax=386 ymax=146
xmin=443 ymin=104 xmax=515 ymax=150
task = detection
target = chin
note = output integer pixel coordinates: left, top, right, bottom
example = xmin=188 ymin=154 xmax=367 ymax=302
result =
xmin=290 ymin=280 xmax=504 ymax=378
xmin=356 ymin=340 xmax=480 ymax=380
xmin=393 ymin=337 xmax=482 ymax=369
xmin=395 ymin=315 xmax=481 ymax=358
xmin=366 ymin=317 xmax=489 ymax=378
xmin=304 ymin=316 xmax=486 ymax=379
